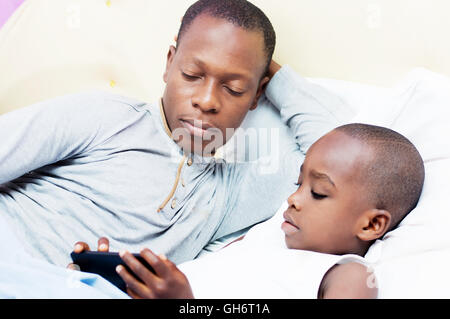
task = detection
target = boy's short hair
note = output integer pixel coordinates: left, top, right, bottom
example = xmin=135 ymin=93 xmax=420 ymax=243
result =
xmin=336 ymin=123 xmax=425 ymax=231
xmin=177 ymin=0 xmax=276 ymax=75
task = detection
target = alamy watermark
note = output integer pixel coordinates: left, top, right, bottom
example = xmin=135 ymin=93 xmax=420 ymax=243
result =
xmin=66 ymin=3 xmax=81 ymax=30
xmin=367 ymin=3 xmax=382 ymax=30
xmin=169 ymin=124 xmax=283 ymax=175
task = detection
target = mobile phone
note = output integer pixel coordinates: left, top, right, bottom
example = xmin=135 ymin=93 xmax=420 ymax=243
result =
xmin=70 ymin=251 xmax=155 ymax=292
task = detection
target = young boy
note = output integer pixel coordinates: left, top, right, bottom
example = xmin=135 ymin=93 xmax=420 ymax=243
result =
xmin=86 ymin=123 xmax=425 ymax=298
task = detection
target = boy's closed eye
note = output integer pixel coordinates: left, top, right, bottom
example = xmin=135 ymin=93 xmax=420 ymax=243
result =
xmin=311 ymin=190 xmax=327 ymax=200
xmin=293 ymin=180 xmax=327 ymax=200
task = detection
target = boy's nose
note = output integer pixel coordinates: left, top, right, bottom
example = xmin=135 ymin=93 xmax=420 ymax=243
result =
xmin=287 ymin=190 xmax=303 ymax=211
xmin=192 ymin=80 xmax=220 ymax=113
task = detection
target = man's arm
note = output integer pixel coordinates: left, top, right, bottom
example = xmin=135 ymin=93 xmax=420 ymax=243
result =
xmin=265 ymin=64 xmax=355 ymax=154
xmin=318 ymin=262 xmax=378 ymax=299
xmin=0 ymin=91 xmax=135 ymax=184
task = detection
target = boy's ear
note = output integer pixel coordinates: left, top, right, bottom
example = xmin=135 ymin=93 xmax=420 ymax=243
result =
xmin=163 ymin=45 xmax=177 ymax=83
xmin=250 ymin=76 xmax=270 ymax=110
xmin=356 ymin=209 xmax=392 ymax=242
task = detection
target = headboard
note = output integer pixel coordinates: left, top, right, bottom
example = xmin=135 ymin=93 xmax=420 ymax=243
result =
xmin=0 ymin=0 xmax=449 ymax=114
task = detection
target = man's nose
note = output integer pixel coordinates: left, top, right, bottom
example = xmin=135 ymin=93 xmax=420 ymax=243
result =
xmin=192 ymin=79 xmax=220 ymax=113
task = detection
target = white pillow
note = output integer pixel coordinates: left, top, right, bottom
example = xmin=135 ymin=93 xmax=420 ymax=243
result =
xmin=349 ymin=68 xmax=450 ymax=161
xmin=357 ymin=69 xmax=450 ymax=298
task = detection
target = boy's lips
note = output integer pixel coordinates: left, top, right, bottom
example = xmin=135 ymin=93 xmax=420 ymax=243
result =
xmin=281 ymin=210 xmax=300 ymax=235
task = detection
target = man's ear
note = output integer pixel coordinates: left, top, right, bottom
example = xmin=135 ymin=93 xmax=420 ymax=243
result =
xmin=163 ymin=45 xmax=177 ymax=84
xmin=356 ymin=209 xmax=392 ymax=242
xmin=249 ymin=76 xmax=270 ymax=110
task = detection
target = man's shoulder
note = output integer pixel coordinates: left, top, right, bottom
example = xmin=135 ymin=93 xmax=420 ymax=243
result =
xmin=36 ymin=91 xmax=158 ymax=137
xmin=53 ymin=90 xmax=157 ymax=125
xmin=72 ymin=90 xmax=150 ymax=113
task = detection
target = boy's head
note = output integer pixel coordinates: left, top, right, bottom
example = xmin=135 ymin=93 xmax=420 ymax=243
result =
xmin=162 ymin=0 xmax=275 ymax=155
xmin=282 ymin=123 xmax=425 ymax=256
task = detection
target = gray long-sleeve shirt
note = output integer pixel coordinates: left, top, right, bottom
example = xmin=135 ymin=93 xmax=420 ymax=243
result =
xmin=0 ymin=66 xmax=352 ymax=266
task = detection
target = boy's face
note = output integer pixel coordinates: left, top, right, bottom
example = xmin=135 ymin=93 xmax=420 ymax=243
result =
xmin=282 ymin=130 xmax=375 ymax=255
xmin=162 ymin=14 xmax=269 ymax=155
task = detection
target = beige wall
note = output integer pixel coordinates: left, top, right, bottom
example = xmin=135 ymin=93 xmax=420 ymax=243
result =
xmin=0 ymin=0 xmax=449 ymax=114
xmin=256 ymin=0 xmax=450 ymax=86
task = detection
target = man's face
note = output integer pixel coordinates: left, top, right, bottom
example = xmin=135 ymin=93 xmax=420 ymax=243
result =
xmin=162 ymin=14 xmax=269 ymax=155
xmin=282 ymin=130 xmax=375 ymax=255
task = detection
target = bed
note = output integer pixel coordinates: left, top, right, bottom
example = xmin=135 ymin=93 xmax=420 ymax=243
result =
xmin=0 ymin=0 xmax=449 ymax=298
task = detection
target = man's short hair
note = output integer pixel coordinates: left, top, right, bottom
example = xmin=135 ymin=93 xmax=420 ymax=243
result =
xmin=336 ymin=123 xmax=425 ymax=231
xmin=177 ymin=0 xmax=276 ymax=75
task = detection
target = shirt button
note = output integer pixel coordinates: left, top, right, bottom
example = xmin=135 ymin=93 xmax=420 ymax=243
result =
xmin=187 ymin=158 xmax=193 ymax=166
xmin=171 ymin=199 xmax=177 ymax=209
xmin=181 ymin=178 xmax=186 ymax=187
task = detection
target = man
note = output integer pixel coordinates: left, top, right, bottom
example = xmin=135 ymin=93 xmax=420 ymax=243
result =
xmin=0 ymin=0 xmax=351 ymax=267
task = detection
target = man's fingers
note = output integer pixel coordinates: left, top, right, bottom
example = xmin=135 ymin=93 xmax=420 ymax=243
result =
xmin=97 ymin=237 xmax=109 ymax=252
xmin=140 ymin=248 xmax=172 ymax=278
xmin=116 ymin=264 xmax=154 ymax=298
xmin=70 ymin=242 xmax=89 ymax=270
xmin=73 ymin=238 xmax=109 ymax=253
xmin=67 ymin=263 xmax=81 ymax=271
xmin=118 ymin=249 xmax=192 ymax=299
xmin=119 ymin=250 xmax=160 ymax=288
xmin=73 ymin=241 xmax=90 ymax=253
xmin=126 ymin=287 xmax=144 ymax=299
xmin=267 ymin=59 xmax=281 ymax=79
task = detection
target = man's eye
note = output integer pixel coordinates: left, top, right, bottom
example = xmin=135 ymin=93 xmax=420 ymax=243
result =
xmin=182 ymin=72 xmax=199 ymax=80
xmin=311 ymin=190 xmax=327 ymax=200
xmin=224 ymin=86 xmax=244 ymax=96
xmin=294 ymin=182 xmax=302 ymax=187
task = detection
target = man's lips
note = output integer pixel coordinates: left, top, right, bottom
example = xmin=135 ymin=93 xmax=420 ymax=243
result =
xmin=180 ymin=119 xmax=216 ymax=138
xmin=281 ymin=210 xmax=300 ymax=235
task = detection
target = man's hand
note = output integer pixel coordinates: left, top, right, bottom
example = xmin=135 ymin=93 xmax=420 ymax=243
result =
xmin=67 ymin=237 xmax=110 ymax=270
xmin=259 ymin=59 xmax=281 ymax=94
xmin=117 ymin=248 xmax=194 ymax=299
xmin=267 ymin=59 xmax=282 ymax=80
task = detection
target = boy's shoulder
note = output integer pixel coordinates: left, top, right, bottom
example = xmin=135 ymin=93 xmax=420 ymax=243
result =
xmin=318 ymin=262 xmax=378 ymax=299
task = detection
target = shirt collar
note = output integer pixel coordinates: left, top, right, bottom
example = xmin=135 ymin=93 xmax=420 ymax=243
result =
xmin=159 ymin=98 xmax=173 ymax=138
